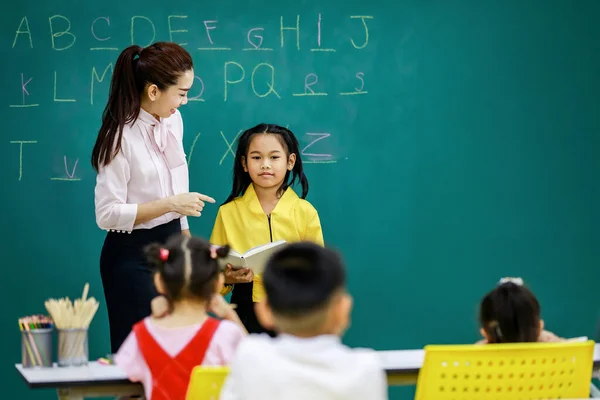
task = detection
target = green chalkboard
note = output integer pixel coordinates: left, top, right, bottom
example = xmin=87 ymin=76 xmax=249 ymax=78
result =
xmin=2 ymin=1 xmax=600 ymax=399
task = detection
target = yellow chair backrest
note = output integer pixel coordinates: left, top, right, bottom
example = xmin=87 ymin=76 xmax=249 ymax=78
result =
xmin=415 ymin=340 xmax=595 ymax=399
xmin=186 ymin=366 xmax=229 ymax=400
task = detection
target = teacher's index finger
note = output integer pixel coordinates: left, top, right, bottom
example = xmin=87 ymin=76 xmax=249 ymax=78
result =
xmin=192 ymin=193 xmax=216 ymax=203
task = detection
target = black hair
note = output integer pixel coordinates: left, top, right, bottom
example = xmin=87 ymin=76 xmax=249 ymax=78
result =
xmin=91 ymin=42 xmax=193 ymax=171
xmin=263 ymin=242 xmax=345 ymax=317
xmin=479 ymin=280 xmax=541 ymax=343
xmin=145 ymin=235 xmax=230 ymax=303
xmin=223 ymin=123 xmax=309 ymax=204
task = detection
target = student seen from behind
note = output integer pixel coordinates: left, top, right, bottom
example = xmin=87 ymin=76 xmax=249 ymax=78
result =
xmin=478 ymin=277 xmax=562 ymax=344
xmin=114 ymin=234 xmax=246 ymax=400
xmin=219 ymin=242 xmax=388 ymax=400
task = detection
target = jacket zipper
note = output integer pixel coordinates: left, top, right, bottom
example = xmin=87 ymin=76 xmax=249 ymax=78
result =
xmin=267 ymin=215 xmax=273 ymax=242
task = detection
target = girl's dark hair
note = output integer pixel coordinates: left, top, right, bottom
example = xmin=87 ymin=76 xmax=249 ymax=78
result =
xmin=479 ymin=280 xmax=541 ymax=343
xmin=91 ymin=42 xmax=193 ymax=171
xmin=145 ymin=235 xmax=230 ymax=303
xmin=223 ymin=123 xmax=309 ymax=204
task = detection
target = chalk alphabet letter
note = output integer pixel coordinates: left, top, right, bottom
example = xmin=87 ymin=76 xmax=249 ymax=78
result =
xmin=203 ymin=20 xmax=218 ymax=44
xmin=293 ymin=74 xmax=327 ymax=97
xmin=91 ymin=16 xmax=111 ymax=41
xmin=12 ymin=16 xmax=33 ymax=48
xmin=305 ymin=74 xmax=318 ymax=94
xmin=10 ymin=140 xmax=37 ymax=180
xmin=130 ymin=16 xmax=156 ymax=46
xmin=223 ymin=62 xmax=245 ymax=102
xmin=188 ymin=76 xmax=205 ymax=102
xmin=168 ymin=15 xmax=188 ymax=46
xmin=251 ymin=63 xmax=280 ymax=99
xmin=54 ymin=71 xmax=76 ymax=102
xmin=51 ymin=156 xmax=81 ymax=181
xmin=311 ymin=13 xmax=335 ymax=51
xmin=187 ymin=132 xmax=202 ymax=166
xmin=219 ymin=130 xmax=243 ymax=165
xmin=301 ymin=133 xmax=334 ymax=164
xmin=350 ymin=16 xmax=373 ymax=49
xmin=355 ymin=72 xmax=365 ymax=91
xmin=9 ymin=73 xmax=39 ymax=108
xmin=280 ymin=15 xmax=300 ymax=49
xmin=91 ymin=63 xmax=114 ymax=105
xmin=49 ymin=15 xmax=76 ymax=51
xmin=247 ymin=28 xmax=264 ymax=49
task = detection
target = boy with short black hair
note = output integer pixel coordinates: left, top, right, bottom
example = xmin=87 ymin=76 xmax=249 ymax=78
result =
xmin=220 ymin=242 xmax=388 ymax=400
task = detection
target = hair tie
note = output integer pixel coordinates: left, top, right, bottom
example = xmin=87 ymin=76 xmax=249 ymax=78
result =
xmin=488 ymin=321 xmax=503 ymax=339
xmin=498 ymin=277 xmax=523 ymax=286
xmin=159 ymin=248 xmax=169 ymax=261
xmin=133 ymin=46 xmax=143 ymax=61
xmin=209 ymin=246 xmax=218 ymax=260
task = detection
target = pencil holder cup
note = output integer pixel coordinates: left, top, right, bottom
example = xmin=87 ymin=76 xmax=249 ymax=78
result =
xmin=57 ymin=328 xmax=88 ymax=367
xmin=21 ymin=328 xmax=54 ymax=368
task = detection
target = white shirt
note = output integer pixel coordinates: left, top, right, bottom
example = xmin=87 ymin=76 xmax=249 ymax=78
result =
xmin=94 ymin=108 xmax=189 ymax=233
xmin=220 ymin=334 xmax=389 ymax=400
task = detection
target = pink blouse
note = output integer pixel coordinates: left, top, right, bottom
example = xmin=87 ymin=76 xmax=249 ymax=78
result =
xmin=94 ymin=108 xmax=190 ymax=233
xmin=114 ymin=317 xmax=245 ymax=400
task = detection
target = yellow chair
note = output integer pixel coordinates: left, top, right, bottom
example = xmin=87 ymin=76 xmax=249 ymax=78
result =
xmin=185 ymin=366 xmax=230 ymax=400
xmin=415 ymin=340 xmax=595 ymax=399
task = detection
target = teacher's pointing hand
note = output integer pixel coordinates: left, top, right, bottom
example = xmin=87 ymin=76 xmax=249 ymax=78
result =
xmin=170 ymin=192 xmax=216 ymax=217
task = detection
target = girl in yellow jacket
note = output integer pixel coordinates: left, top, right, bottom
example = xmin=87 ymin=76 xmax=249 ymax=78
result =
xmin=210 ymin=123 xmax=324 ymax=334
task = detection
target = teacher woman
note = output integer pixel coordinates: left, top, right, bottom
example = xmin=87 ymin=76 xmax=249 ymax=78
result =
xmin=91 ymin=42 xmax=214 ymax=353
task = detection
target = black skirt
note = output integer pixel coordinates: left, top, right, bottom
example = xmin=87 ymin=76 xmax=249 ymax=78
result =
xmin=99 ymin=219 xmax=181 ymax=353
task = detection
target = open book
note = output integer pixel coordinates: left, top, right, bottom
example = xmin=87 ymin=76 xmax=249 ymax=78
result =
xmin=217 ymin=240 xmax=287 ymax=275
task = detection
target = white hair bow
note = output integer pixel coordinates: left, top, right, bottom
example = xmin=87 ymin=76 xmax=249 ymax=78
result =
xmin=498 ymin=277 xmax=524 ymax=286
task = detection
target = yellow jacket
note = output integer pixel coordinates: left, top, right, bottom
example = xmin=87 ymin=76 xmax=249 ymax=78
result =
xmin=210 ymin=183 xmax=324 ymax=302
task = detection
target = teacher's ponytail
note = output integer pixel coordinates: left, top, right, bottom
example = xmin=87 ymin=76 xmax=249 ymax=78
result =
xmin=91 ymin=45 xmax=143 ymax=171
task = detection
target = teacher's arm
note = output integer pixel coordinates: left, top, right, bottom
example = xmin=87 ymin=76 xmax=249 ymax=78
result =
xmin=95 ymin=150 xmax=171 ymax=231
xmin=95 ymin=149 xmax=138 ymax=232
xmin=95 ymin=148 xmax=210 ymax=231
xmin=131 ymin=195 xmax=207 ymax=226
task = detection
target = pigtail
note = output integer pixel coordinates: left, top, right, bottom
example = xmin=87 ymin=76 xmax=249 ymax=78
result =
xmin=485 ymin=321 xmax=503 ymax=343
xmin=145 ymin=241 xmax=174 ymax=316
xmin=144 ymin=242 xmax=167 ymax=270
xmin=213 ymin=245 xmax=231 ymax=259
xmin=224 ymin=127 xmax=256 ymax=205
xmin=296 ymin=168 xmax=309 ymax=199
xmin=281 ymin=126 xmax=309 ymax=199
xmin=145 ymin=237 xmax=186 ymax=303
xmin=208 ymin=244 xmax=230 ymax=274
